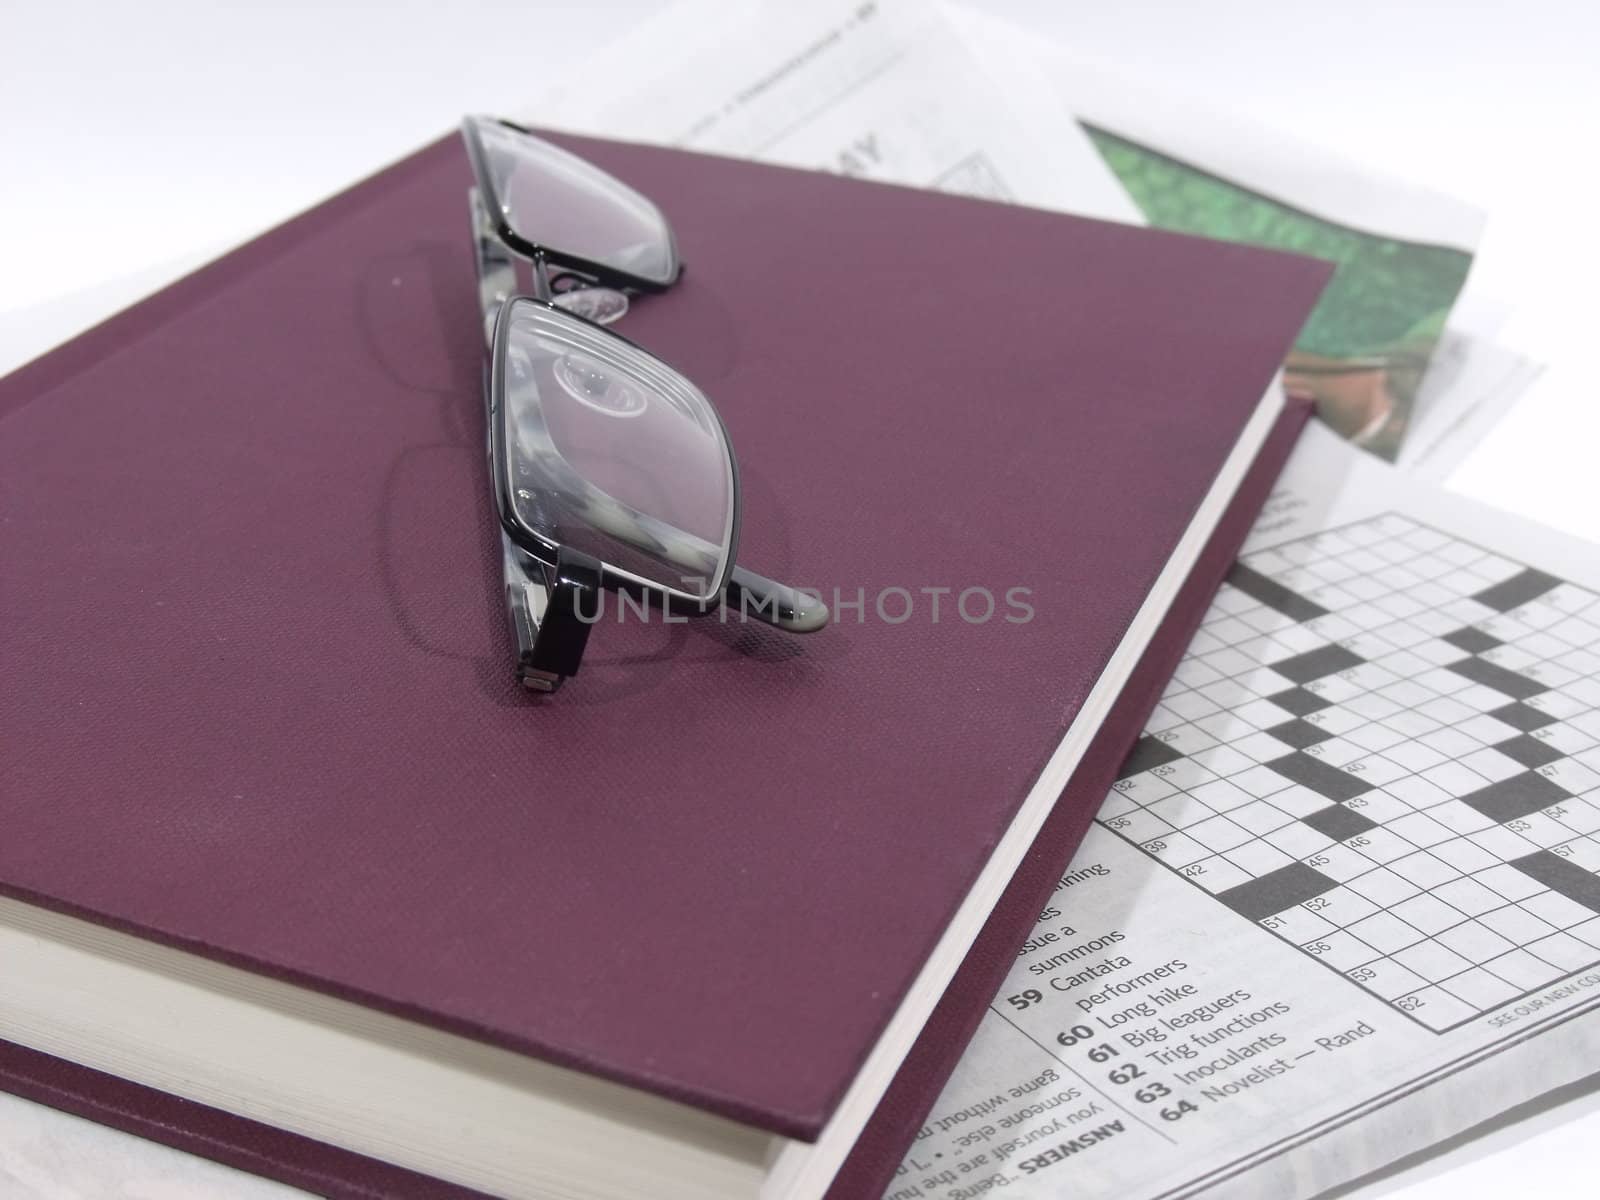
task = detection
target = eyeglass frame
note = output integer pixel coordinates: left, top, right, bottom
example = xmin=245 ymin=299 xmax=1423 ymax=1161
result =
xmin=461 ymin=115 xmax=829 ymax=692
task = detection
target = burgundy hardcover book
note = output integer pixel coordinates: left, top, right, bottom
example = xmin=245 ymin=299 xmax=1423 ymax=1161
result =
xmin=0 ymin=130 xmax=1328 ymax=1199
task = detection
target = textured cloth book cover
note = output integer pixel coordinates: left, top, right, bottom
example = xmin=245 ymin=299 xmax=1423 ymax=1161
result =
xmin=0 ymin=400 xmax=1311 ymax=1200
xmin=0 ymin=128 xmax=1328 ymax=1158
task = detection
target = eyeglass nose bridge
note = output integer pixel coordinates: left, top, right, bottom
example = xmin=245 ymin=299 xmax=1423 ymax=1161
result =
xmin=470 ymin=187 xmax=629 ymax=341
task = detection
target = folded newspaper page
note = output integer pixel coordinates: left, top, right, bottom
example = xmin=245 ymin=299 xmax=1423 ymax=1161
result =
xmin=1396 ymin=331 xmax=1545 ymax=483
xmin=895 ymin=422 xmax=1600 ymax=1200
xmin=946 ymin=5 xmax=1489 ymax=464
xmin=527 ymin=11 xmax=1596 ymax=1195
xmin=525 ymin=0 xmax=1139 ymax=220
xmin=529 ymin=0 xmax=1513 ymax=466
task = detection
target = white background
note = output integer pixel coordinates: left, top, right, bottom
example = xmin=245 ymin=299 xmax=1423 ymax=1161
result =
xmin=1 ymin=2 xmax=1597 ymax=1197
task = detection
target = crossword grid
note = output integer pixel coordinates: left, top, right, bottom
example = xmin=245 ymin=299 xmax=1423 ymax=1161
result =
xmin=1099 ymin=513 xmax=1600 ymax=1032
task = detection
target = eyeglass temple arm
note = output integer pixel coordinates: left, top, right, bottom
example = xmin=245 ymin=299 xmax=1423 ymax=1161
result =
xmin=505 ymin=537 xmax=824 ymax=692
xmin=575 ymin=502 xmax=827 ymax=633
xmin=503 ymin=535 xmax=601 ymax=692
xmin=721 ymin=567 xmax=829 ymax=633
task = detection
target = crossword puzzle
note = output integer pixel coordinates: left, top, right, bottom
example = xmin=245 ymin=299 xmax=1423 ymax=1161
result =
xmin=1099 ymin=513 xmax=1600 ymax=1032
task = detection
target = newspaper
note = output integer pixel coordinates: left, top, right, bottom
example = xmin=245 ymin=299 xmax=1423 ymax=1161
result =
xmin=527 ymin=0 xmax=1528 ymax=468
xmin=528 ymin=9 xmax=1598 ymax=1197
xmin=896 ymin=422 xmax=1600 ymax=1200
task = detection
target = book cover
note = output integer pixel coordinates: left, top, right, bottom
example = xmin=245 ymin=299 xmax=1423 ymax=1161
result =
xmin=0 ymin=130 xmax=1328 ymax=1191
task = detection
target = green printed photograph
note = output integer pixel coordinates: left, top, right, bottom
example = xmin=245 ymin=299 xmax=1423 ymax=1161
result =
xmin=1084 ymin=124 xmax=1474 ymax=461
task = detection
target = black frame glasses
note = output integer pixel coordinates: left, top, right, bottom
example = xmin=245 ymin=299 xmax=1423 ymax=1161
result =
xmin=461 ymin=115 xmax=829 ymax=693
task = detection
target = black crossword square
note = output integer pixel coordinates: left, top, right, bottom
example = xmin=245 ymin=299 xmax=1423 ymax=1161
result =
xmin=1267 ymin=687 xmax=1333 ymax=717
xmin=1472 ymin=567 xmax=1561 ymax=613
xmin=1226 ymin=563 xmax=1330 ymax=623
xmin=1118 ymin=734 xmax=1184 ymax=781
xmin=1461 ymin=771 xmax=1571 ymax=824
xmin=1490 ymin=701 xmax=1558 ymax=732
xmin=1217 ymin=862 xmax=1336 ymax=922
xmin=1303 ymin=804 xmax=1379 ymax=841
xmin=1442 ymin=626 xmax=1503 ymax=654
xmin=1270 ymin=644 xmax=1365 ymax=686
xmin=1513 ymin=851 xmax=1600 ymax=915
xmin=1495 ymin=734 xmax=1564 ymax=769
xmin=1446 ymin=656 xmax=1548 ymax=701
xmin=1266 ymin=751 xmax=1374 ymax=802
xmin=1266 ymin=718 xmax=1335 ymax=750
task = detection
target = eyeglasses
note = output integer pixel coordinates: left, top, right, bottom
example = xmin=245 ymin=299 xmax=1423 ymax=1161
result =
xmin=461 ymin=115 xmax=829 ymax=693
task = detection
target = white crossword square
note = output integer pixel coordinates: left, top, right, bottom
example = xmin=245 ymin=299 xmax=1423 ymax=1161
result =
xmin=1165 ymin=691 xmax=1222 ymax=722
xmin=1568 ymin=917 xmax=1600 ymax=950
xmin=1348 ymin=911 xmax=1428 ymax=954
xmin=1386 ymin=812 xmax=1456 ymax=849
xmin=1229 ymin=800 xmax=1299 ymax=837
xmin=1385 ymin=775 xmax=1454 ymax=810
xmin=1521 ymin=890 xmax=1596 ymax=930
xmin=1391 ymin=892 xmax=1467 ymax=935
xmin=1423 ymin=759 xmax=1497 ymax=796
xmin=1512 ymin=812 xmax=1580 ymax=850
xmin=1146 ymin=833 xmax=1210 ymax=869
xmin=1264 ymin=822 xmax=1337 ymax=859
xmin=1552 ymin=798 xmax=1600 ymax=835
xmin=1305 ymin=931 xmax=1381 ymax=972
xmin=1352 ymin=792 xmax=1412 ymax=825
xmin=1545 ymin=723 xmax=1599 ymax=756
xmin=1563 ymin=838 xmax=1600 ymax=872
xmin=1441 ymin=967 xmax=1520 ymax=1009
xmin=1384 ymin=709 xmax=1444 ymax=740
xmin=1223 ymin=840 xmax=1296 ymax=877
xmin=1189 ymin=744 xmax=1257 ymax=778
xmin=1392 ymin=939 xmax=1473 ymax=983
xmin=1528 ymin=931 xmax=1599 ymax=971
xmin=1478 ymin=905 xmax=1560 ymax=945
xmin=1435 ymin=919 xmax=1516 ymax=962
xmin=1186 ymin=815 xmax=1254 ymax=853
xmin=1189 ymin=778 xmax=1257 ymax=814
xmin=1344 ymin=866 xmax=1423 ymax=907
xmin=1458 ymin=747 xmax=1526 ymax=783
xmin=1308 ymin=886 xmax=1380 ymax=927
xmin=1188 ymin=856 xmax=1254 ymax=894
xmin=1429 ymin=838 xmax=1501 ymax=874
xmin=1157 ymin=723 xmax=1222 ymax=757
xmin=1551 ymin=760 xmax=1600 ymax=795
xmin=1389 ymin=852 xmax=1463 ymax=890
xmin=1345 ymin=755 xmax=1409 ymax=788
xmin=1343 ymin=720 xmax=1411 ymax=753
xmin=1231 ymin=763 xmax=1294 ymax=798
xmin=1485 ymin=948 xmax=1564 ymax=991
xmin=1358 ymin=957 xmax=1426 ymax=1000
xmin=1434 ymin=876 xmax=1506 ymax=916
xmin=1402 ymin=987 xmax=1478 ymax=1028
xmin=1473 ymin=861 xmax=1546 ymax=901
xmin=1350 ymin=827 xmax=1419 ymax=866
xmin=1310 ymin=842 xmax=1385 ymax=885
xmin=1427 ymin=801 xmax=1496 ymax=836
xmin=1268 ymin=906 xmax=1336 ymax=945
xmin=1269 ymin=785 xmax=1340 ymax=819
xmin=1147 ymin=793 xmax=1213 ymax=829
